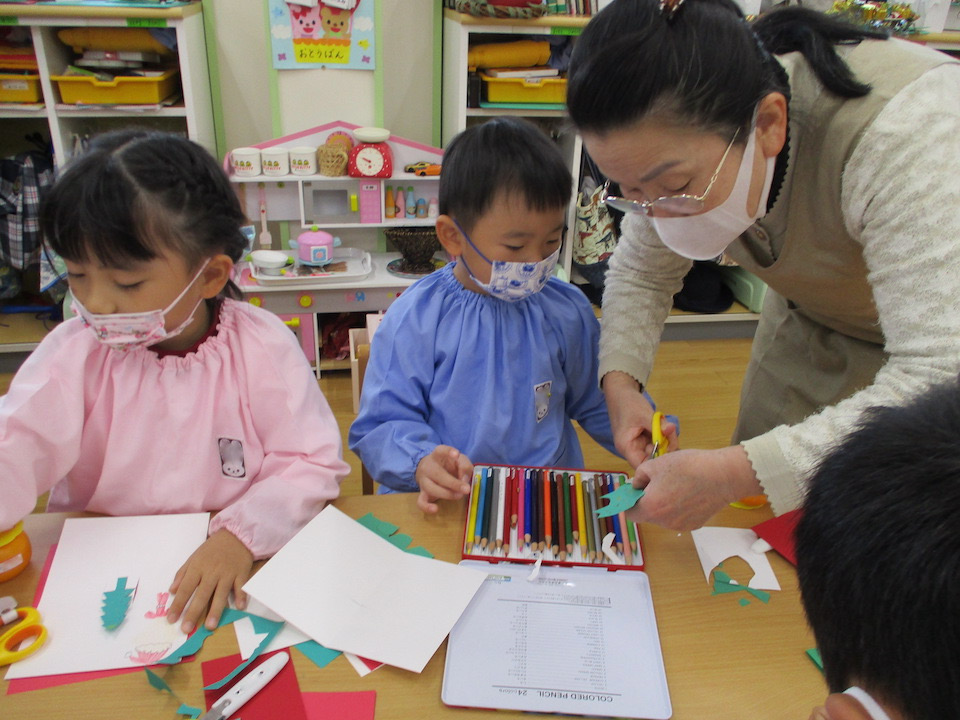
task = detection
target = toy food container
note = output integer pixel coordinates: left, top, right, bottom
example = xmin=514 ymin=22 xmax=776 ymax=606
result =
xmin=0 ymin=522 xmax=31 ymax=583
xmin=289 ymin=226 xmax=341 ymax=266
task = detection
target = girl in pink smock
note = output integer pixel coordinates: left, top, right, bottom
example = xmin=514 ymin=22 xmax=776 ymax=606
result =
xmin=0 ymin=130 xmax=349 ymax=633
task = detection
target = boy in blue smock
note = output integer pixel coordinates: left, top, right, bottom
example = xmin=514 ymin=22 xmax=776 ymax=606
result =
xmin=349 ymin=118 xmax=675 ymax=513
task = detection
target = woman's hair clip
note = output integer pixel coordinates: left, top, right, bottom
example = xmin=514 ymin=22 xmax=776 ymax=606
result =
xmin=659 ymin=0 xmax=686 ymax=20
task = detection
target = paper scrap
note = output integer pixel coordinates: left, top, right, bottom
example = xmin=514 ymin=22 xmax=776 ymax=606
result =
xmin=303 ymin=690 xmax=376 ymax=720
xmin=294 ymin=640 xmax=342 ymax=669
xmin=752 ymin=509 xmax=802 ymax=565
xmin=712 ymin=568 xmax=771 ymax=604
xmin=806 ymin=647 xmax=824 ymax=671
xmin=344 ymin=652 xmax=383 ymax=676
xmin=596 ymin=484 xmax=645 ymax=518
xmin=691 ymin=526 xmax=781 ymax=591
xmin=243 ymin=505 xmax=488 ymax=673
xmin=144 ymin=667 xmax=203 ymax=718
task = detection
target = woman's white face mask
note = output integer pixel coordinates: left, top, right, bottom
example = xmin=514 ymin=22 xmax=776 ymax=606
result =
xmin=650 ymin=127 xmax=776 ymax=261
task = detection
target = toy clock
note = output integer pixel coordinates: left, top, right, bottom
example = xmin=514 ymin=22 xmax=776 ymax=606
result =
xmin=347 ymin=127 xmax=393 ymax=178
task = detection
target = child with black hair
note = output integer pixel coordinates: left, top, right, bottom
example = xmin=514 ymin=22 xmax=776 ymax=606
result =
xmin=795 ymin=378 xmax=960 ymax=720
xmin=349 ymin=117 xmax=676 ymax=513
xmin=0 ymin=130 xmax=349 ymax=634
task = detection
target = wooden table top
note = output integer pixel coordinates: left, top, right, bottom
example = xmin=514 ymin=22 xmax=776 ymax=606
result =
xmin=1 ymin=494 xmax=824 ymax=719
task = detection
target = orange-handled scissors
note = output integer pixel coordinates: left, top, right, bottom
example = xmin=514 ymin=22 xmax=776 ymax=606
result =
xmin=0 ymin=597 xmax=48 ymax=666
xmin=651 ymin=411 xmax=669 ymax=459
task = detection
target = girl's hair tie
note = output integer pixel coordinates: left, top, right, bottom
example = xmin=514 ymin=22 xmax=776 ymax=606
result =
xmin=659 ymin=0 xmax=686 ymax=21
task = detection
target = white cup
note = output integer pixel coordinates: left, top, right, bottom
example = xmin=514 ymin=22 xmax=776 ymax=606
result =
xmin=230 ymin=147 xmax=261 ymax=177
xmin=289 ymin=146 xmax=318 ymax=175
xmin=261 ymin=146 xmax=290 ymax=176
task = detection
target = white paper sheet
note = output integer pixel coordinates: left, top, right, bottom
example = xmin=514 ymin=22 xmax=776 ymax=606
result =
xmin=233 ymin=597 xmax=308 ymax=659
xmin=242 ymin=505 xmax=488 ymax=673
xmin=442 ymin=561 xmax=672 ymax=719
xmin=690 ymin=526 xmax=781 ymax=591
xmin=5 ymin=513 xmax=209 ymax=679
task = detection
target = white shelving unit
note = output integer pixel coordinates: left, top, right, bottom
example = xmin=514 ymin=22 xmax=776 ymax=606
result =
xmin=228 ymin=121 xmax=445 ymax=370
xmin=0 ymin=1 xmax=214 ymax=164
xmin=441 ymin=9 xmax=760 ymax=338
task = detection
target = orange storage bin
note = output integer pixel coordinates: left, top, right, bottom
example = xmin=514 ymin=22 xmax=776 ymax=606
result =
xmin=51 ymin=68 xmax=179 ymax=105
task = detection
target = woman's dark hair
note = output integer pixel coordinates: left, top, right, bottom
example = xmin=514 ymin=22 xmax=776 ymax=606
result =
xmin=567 ymin=0 xmax=887 ymax=137
xmin=41 ymin=129 xmax=248 ymax=299
xmin=439 ymin=117 xmax=572 ymax=232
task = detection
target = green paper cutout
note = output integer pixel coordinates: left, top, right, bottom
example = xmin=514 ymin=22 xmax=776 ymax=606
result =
xmin=386 ymin=532 xmax=414 ymax=550
xmin=807 ymin=648 xmax=824 ymax=672
xmin=295 ymin=639 xmax=342 ymax=669
xmin=160 ymin=625 xmax=215 ymax=665
xmin=744 ymin=586 xmax=771 ymax=604
xmin=145 ymin=667 xmax=173 ymax=693
xmin=712 ymin=568 xmax=771 ymax=604
xmin=738 ymin=598 xmax=751 ymax=606
xmin=203 ymin=613 xmax=284 ymax=690
xmin=405 ymin=545 xmax=434 ymax=558
xmin=356 ymin=512 xmax=398 ymax=537
xmin=101 ymin=577 xmax=134 ymax=630
xmin=177 ymin=703 xmax=202 ymax=719
xmin=595 ymin=484 xmax=645 ymax=518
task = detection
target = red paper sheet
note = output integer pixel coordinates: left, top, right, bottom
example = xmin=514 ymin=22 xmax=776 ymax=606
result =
xmin=302 ymin=690 xmax=376 ymax=720
xmin=752 ymin=508 xmax=802 ymax=566
xmin=202 ymin=651 xmax=307 ymax=720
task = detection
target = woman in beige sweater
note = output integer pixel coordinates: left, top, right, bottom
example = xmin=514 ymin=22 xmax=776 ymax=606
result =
xmin=567 ymin=2 xmax=960 ymax=530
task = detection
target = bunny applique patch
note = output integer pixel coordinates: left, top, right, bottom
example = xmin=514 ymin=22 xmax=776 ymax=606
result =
xmin=218 ymin=437 xmax=247 ymax=479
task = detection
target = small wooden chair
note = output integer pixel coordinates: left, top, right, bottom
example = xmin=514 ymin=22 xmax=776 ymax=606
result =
xmin=355 ymin=342 xmax=376 ymax=495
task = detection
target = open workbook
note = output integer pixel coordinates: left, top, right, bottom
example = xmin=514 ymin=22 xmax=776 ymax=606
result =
xmin=442 ymin=560 xmax=672 ymax=719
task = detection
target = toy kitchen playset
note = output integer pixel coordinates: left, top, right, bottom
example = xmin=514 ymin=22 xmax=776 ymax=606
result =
xmin=226 ymin=121 xmax=444 ymax=368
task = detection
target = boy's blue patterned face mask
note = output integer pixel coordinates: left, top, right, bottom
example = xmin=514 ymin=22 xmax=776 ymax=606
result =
xmin=455 ymin=220 xmax=559 ymax=302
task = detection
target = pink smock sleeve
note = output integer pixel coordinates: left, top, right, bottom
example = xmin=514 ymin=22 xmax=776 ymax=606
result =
xmin=0 ymin=322 xmax=89 ymax=529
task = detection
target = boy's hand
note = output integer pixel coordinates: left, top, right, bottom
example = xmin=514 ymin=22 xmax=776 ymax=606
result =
xmin=416 ymin=445 xmax=473 ymax=514
xmin=166 ymin=529 xmax=254 ymax=634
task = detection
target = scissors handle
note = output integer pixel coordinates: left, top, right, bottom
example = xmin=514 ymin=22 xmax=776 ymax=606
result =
xmin=651 ymin=411 xmax=668 ymax=458
xmin=0 ymin=606 xmax=48 ymax=666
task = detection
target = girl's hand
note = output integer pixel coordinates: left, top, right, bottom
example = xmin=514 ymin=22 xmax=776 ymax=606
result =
xmin=624 ymin=446 xmax=762 ymax=531
xmin=602 ymin=372 xmax=679 ymax=465
xmin=166 ymin=529 xmax=254 ymax=633
xmin=416 ymin=445 xmax=473 ymax=514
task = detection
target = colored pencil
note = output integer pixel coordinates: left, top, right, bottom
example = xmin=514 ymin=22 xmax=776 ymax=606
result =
xmin=550 ymin=472 xmax=567 ymax=560
xmin=614 ymin=473 xmax=633 ymax=565
xmin=582 ymin=477 xmax=596 ymax=562
xmin=606 ymin=474 xmax=624 ymax=559
xmin=562 ymin=471 xmax=573 ymax=557
xmin=531 ymin=469 xmax=541 ymax=551
xmin=475 ymin=467 xmax=488 ymax=550
xmin=466 ymin=468 xmax=481 ymax=552
xmin=575 ymin=472 xmax=588 ymax=558
xmin=494 ymin=468 xmax=506 ymax=553
xmin=516 ymin=468 xmax=526 ymax=555
xmin=480 ymin=466 xmax=494 ymax=549
xmin=567 ymin=473 xmax=580 ymax=552
xmin=542 ymin=469 xmax=552 ymax=554
xmin=524 ymin=469 xmax=533 ymax=547
xmin=589 ymin=477 xmax=604 ymax=563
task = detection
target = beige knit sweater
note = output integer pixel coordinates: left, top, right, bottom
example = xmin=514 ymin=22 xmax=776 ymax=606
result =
xmin=598 ymin=64 xmax=960 ymax=513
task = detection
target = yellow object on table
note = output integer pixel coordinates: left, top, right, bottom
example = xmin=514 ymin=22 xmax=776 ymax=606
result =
xmin=0 ymin=522 xmax=31 ymax=583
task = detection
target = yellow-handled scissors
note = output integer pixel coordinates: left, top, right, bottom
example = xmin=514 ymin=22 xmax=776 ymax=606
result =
xmin=0 ymin=598 xmax=48 ymax=666
xmin=651 ymin=411 xmax=669 ymax=458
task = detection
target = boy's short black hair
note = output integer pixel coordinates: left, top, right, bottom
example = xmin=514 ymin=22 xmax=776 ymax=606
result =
xmin=439 ymin=117 xmax=572 ymax=232
xmin=41 ymin=129 xmax=247 ymax=297
xmin=795 ymin=378 xmax=960 ymax=719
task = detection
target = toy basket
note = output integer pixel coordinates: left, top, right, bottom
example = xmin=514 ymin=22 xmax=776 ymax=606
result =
xmin=318 ymin=144 xmax=348 ymax=177
xmin=384 ymin=227 xmax=441 ymax=273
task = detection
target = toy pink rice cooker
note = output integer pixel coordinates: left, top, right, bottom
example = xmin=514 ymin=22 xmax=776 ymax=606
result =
xmin=290 ymin=225 xmax=341 ymax=265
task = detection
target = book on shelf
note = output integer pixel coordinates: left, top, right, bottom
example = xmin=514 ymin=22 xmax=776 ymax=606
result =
xmin=484 ymin=65 xmax=560 ymax=79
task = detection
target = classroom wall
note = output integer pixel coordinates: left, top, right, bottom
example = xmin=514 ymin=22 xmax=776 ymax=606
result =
xmin=204 ymin=0 xmax=438 ymax=157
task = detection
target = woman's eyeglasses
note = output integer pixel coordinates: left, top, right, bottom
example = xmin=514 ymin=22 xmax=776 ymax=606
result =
xmin=601 ymin=128 xmax=740 ymax=217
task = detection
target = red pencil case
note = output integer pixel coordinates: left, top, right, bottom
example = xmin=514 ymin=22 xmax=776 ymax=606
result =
xmin=460 ymin=464 xmax=645 ymax=571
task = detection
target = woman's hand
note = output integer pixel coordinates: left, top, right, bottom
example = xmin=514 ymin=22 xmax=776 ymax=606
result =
xmin=625 ymin=446 xmax=762 ymax=531
xmin=602 ymin=371 xmax=680 ymax=465
xmin=167 ymin=529 xmax=254 ymax=633
xmin=416 ymin=445 xmax=473 ymax=514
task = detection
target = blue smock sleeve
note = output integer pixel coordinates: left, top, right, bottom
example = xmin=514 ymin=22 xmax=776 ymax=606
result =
xmin=347 ymin=302 xmax=441 ymax=493
xmin=561 ymin=290 xmax=621 ymax=457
